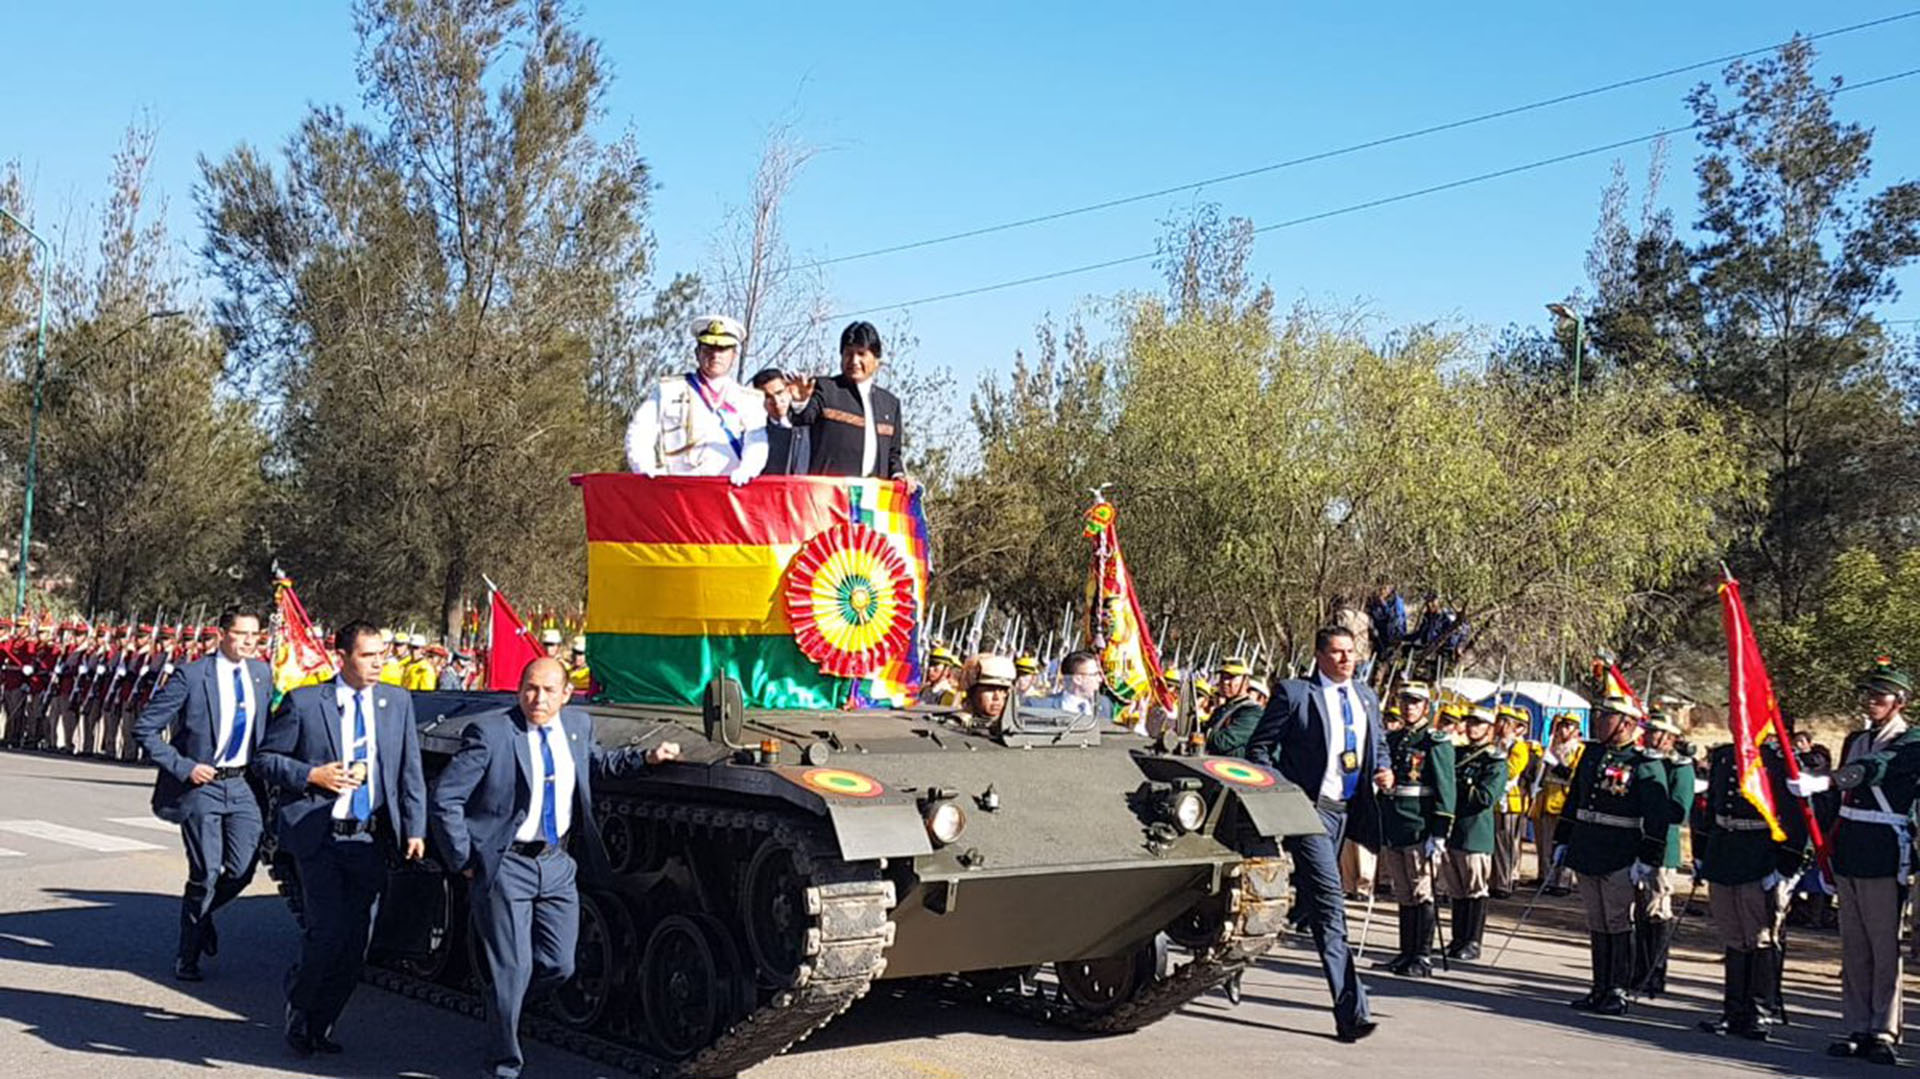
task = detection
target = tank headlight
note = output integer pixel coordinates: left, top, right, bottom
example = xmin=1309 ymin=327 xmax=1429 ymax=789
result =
xmin=1169 ymin=789 xmax=1206 ymax=833
xmin=925 ymin=799 xmax=968 ymax=845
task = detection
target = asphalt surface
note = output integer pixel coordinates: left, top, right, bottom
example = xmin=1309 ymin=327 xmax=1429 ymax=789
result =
xmin=0 ymin=747 xmax=1887 ymax=1078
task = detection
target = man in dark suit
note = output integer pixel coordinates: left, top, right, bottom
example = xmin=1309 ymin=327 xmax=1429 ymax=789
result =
xmin=791 ymin=320 xmax=906 ymax=479
xmin=431 ymin=657 xmax=680 ymax=1079
xmin=1247 ymin=624 xmax=1393 ymax=1042
xmin=132 ymin=607 xmax=274 ymax=981
xmin=750 ymin=367 xmax=811 ymax=476
xmin=256 ymin=620 xmax=427 ymax=1056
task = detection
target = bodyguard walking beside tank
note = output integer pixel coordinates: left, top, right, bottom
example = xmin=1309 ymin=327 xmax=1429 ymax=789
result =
xmin=132 ymin=608 xmax=274 ymax=981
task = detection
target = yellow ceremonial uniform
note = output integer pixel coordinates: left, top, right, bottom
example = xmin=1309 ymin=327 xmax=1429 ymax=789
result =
xmin=402 ymin=659 xmax=436 ymax=691
xmin=380 ymin=658 xmax=405 ymax=686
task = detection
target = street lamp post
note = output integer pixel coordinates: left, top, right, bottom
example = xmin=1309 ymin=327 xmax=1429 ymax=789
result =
xmin=1545 ymin=302 xmax=1586 ymax=404
xmin=1 ymin=208 xmax=52 ymax=620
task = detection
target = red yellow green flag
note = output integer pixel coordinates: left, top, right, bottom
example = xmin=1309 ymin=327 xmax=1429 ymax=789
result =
xmin=271 ymin=574 xmax=335 ymax=696
xmin=1082 ymin=497 xmax=1174 ymax=710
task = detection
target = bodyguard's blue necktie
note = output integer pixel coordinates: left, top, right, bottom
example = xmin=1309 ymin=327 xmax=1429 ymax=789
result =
xmin=350 ymin=693 xmax=372 ymax=821
xmin=1339 ymin=686 xmax=1360 ymax=800
xmin=218 ymin=667 xmax=249 ymax=763
xmin=538 ymin=726 xmax=560 ymax=844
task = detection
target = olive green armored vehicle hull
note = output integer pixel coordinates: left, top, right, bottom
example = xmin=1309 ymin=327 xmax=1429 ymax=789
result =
xmin=269 ymin=689 xmax=1320 ymax=1077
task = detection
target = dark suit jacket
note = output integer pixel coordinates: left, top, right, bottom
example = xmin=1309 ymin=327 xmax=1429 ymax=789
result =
xmin=1247 ymin=675 xmax=1391 ymax=849
xmin=762 ymin=423 xmax=812 ymax=476
xmin=793 ymin=373 xmax=904 ymax=478
xmin=132 ymin=655 xmax=274 ymax=824
xmin=428 ymin=705 xmax=650 ymax=895
xmin=255 ymin=679 xmax=428 ymax=859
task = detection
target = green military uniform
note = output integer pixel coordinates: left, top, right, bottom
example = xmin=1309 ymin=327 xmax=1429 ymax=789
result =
xmin=1813 ymin=664 xmax=1920 ymax=1062
xmin=1631 ymin=712 xmax=1697 ymax=998
xmin=1442 ymin=706 xmax=1503 ymax=960
xmin=1377 ymin=684 xmax=1455 ymax=977
xmin=1694 ymin=739 xmax=1807 ymax=1041
xmin=1553 ymin=695 xmax=1668 ymax=1017
xmin=1203 ymin=657 xmax=1262 ymax=758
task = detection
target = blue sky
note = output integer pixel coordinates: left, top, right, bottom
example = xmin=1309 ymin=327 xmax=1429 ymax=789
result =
xmin=5 ymin=1 xmax=1917 ymax=386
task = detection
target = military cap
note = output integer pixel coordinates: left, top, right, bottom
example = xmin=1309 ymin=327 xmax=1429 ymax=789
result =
xmin=1496 ymin=702 xmax=1529 ymax=721
xmin=1597 ymin=694 xmax=1644 ymax=720
xmin=571 ymin=635 xmax=587 ymax=653
xmin=409 ymin=632 xmax=427 ymax=648
xmin=380 ymin=628 xmax=395 ymax=643
xmin=1465 ymin=703 xmax=1497 ymax=725
xmin=1159 ymin=665 xmax=1181 ymax=686
xmin=200 ymin=627 xmax=220 ymax=640
xmin=1194 ymin=676 xmax=1215 ymax=697
xmin=1856 ymin=658 xmax=1914 ymax=697
xmin=972 ymin=654 xmax=1016 ymax=690
xmin=1248 ymin=677 xmax=1270 ymax=698
xmin=1217 ymin=656 xmax=1252 ymax=678
xmin=1440 ymin=701 xmax=1470 ymax=720
xmin=540 ymin=628 xmax=563 ymax=646
xmin=1014 ymin=654 xmax=1040 ymax=674
xmin=928 ymin=645 xmax=959 ymax=669
xmin=1645 ymin=710 xmax=1682 ymax=735
xmin=1397 ymin=681 xmax=1432 ymax=701
xmin=691 ymin=314 xmax=745 ymax=348
xmin=424 ymin=644 xmax=449 ymax=659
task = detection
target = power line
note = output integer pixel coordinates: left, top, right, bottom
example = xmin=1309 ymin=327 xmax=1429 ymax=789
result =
xmin=816 ymin=67 xmax=1920 ymax=323
xmin=781 ymin=10 xmax=1920 ymax=276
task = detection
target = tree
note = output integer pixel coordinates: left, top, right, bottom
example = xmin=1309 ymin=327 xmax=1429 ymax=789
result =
xmin=0 ymin=127 xmax=267 ymax=613
xmin=199 ymin=0 xmax=693 ymax=634
xmin=1592 ymin=38 xmax=1920 ymax=621
xmin=702 ymin=124 xmax=832 ymax=375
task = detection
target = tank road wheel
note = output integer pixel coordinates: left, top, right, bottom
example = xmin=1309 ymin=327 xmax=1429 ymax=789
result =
xmin=741 ymin=839 xmax=810 ymax=986
xmin=1054 ymin=938 xmax=1164 ymax=1016
xmin=690 ymin=912 xmax=752 ymax=1034
xmin=1164 ymin=897 xmax=1228 ymax=952
xmin=640 ymin=914 xmax=726 ymax=1059
xmin=396 ymin=875 xmax=469 ymax=983
xmin=601 ymin=812 xmax=638 ymax=876
xmin=551 ymin=891 xmax=630 ymax=1030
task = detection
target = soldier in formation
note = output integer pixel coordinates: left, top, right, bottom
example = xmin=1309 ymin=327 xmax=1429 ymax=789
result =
xmin=1553 ymin=694 xmax=1668 ymax=1017
xmin=1632 ymin=708 xmax=1696 ymax=997
xmin=1443 ymin=704 xmax=1502 ymax=960
xmin=1375 ymin=682 xmax=1454 ymax=978
xmin=1202 ymin=657 xmax=1262 ymax=758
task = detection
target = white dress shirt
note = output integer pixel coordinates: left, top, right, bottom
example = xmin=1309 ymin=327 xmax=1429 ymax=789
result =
xmin=331 ymin=680 xmax=380 ymax=820
xmin=1316 ymin=674 xmax=1362 ymax=801
xmin=211 ymin=654 xmax=257 ymax=767
xmin=854 ymin=377 xmax=877 ymax=477
xmin=515 ymin=714 xmax=578 ymax=843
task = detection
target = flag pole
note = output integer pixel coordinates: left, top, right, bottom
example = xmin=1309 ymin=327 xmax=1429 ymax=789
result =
xmin=1721 ymin=567 xmax=1829 ymax=874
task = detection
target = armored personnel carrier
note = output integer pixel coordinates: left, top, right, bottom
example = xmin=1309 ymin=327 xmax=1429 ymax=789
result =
xmin=272 ymin=475 xmax=1322 ymax=1076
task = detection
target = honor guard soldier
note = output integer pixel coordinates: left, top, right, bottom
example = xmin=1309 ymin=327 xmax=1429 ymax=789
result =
xmin=919 ymin=645 xmax=962 ymax=707
xmin=1013 ymin=654 xmax=1041 ymax=700
xmin=956 ymin=654 xmax=1017 ymax=735
xmin=381 ymin=631 xmax=409 ymax=686
xmin=1375 ymin=681 xmax=1455 ymax=977
xmin=1633 ymin=708 xmax=1696 ymax=997
xmin=1536 ymin=712 xmax=1585 ymax=894
xmin=1203 ymin=657 xmax=1263 ymax=758
xmin=540 ymin=628 xmax=564 ymax=661
xmin=625 ymin=314 xmax=768 ymax=482
xmin=402 ymin=634 xmax=436 ymax=690
xmin=1493 ymin=704 xmax=1537 ymax=895
xmin=1553 ymin=694 xmax=1668 ymax=1016
xmin=1694 ymin=731 xmax=1808 ymax=1041
xmin=1443 ymin=704 xmax=1502 ymax=960
xmin=566 ymin=636 xmax=592 ymax=698
xmin=1788 ymin=662 xmax=1920 ymax=1065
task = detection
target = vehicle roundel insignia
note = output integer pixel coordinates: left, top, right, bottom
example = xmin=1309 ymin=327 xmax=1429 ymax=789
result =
xmin=799 ymin=768 xmax=885 ymax=798
xmin=1202 ymin=759 xmax=1277 ymax=788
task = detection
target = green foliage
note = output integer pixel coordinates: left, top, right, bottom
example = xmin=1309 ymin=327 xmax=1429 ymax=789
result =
xmin=1763 ymin=547 xmax=1920 ymax=715
xmin=198 ymin=0 xmax=692 ymax=634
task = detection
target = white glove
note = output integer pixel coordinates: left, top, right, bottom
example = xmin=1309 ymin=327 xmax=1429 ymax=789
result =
xmin=1423 ymin=836 xmax=1442 ymax=859
xmin=1760 ymin=871 xmax=1783 ymax=891
xmin=1785 ymin=773 xmax=1831 ymax=798
xmin=1551 ymin=843 xmax=1568 ymax=867
xmin=1630 ymin=861 xmax=1655 ymax=887
xmin=1691 ymin=859 xmax=1705 ymax=879
xmin=727 ymin=468 xmax=753 ymax=487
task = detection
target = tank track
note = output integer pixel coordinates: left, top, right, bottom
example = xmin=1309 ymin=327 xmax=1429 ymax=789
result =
xmin=357 ymin=794 xmax=897 ymax=1078
xmin=983 ymin=852 xmax=1290 ymax=1034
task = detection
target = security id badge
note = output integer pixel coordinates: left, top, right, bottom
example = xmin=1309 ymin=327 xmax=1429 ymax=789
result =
xmin=1340 ymin=750 xmax=1360 ymax=774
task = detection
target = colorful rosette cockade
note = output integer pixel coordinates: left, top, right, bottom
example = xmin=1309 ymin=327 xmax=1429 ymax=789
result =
xmin=784 ymin=522 xmax=919 ymax=678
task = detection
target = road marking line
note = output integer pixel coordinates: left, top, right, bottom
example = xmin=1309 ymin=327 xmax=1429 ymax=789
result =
xmin=0 ymin=820 xmax=164 ymax=852
xmin=0 ymin=847 xmax=22 ymax=858
xmin=107 ymin=816 xmax=181 ymax=834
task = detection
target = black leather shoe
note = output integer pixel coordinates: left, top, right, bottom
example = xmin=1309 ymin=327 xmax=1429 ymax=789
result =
xmin=1336 ymin=1019 xmax=1378 ymax=1043
xmin=311 ymin=1030 xmax=343 ymax=1054
xmin=284 ymin=1006 xmax=313 ymax=1057
xmin=1829 ymin=1038 xmax=1863 ymax=1058
xmin=1594 ymin=990 xmax=1630 ymax=1017
xmin=173 ymin=958 xmax=203 ymax=982
xmin=1863 ymin=1040 xmax=1899 ymax=1066
xmin=200 ymin=920 xmax=218 ymax=958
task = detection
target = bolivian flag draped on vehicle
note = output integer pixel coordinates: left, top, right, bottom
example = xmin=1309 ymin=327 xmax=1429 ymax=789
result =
xmin=1081 ymin=495 xmax=1175 ymax=710
xmin=575 ymin=474 xmax=930 ymax=709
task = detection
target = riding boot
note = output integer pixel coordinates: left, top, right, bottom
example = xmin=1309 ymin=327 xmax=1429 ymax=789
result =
xmin=1737 ymin=945 xmax=1778 ymax=1040
xmin=1570 ymin=933 xmax=1607 ymax=1009
xmin=1698 ymin=949 xmax=1744 ymax=1034
xmin=1459 ymin=897 xmax=1485 ymax=960
xmin=1596 ymin=930 xmax=1634 ymax=1015
xmin=1378 ymin=906 xmax=1414 ymax=972
xmin=1640 ymin=918 xmax=1671 ymax=997
xmin=1446 ymin=899 xmax=1469 ymax=958
xmin=1403 ymin=901 xmax=1436 ymax=977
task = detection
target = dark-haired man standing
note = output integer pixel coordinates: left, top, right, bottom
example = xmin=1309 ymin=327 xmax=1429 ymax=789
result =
xmin=1248 ymin=625 xmax=1393 ymax=1042
xmin=257 ymin=621 xmax=427 ymax=1057
xmin=791 ymin=321 xmax=906 ymax=478
xmin=750 ymin=367 xmax=810 ymax=475
xmin=133 ymin=607 xmax=274 ymax=981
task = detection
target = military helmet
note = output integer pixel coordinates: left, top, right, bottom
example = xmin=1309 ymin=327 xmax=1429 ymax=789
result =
xmin=1465 ymin=703 xmax=1497 ymax=726
xmin=1014 ymin=654 xmax=1040 ymax=674
xmin=1645 ymin=710 xmax=1683 ymax=735
xmin=1856 ymin=658 xmax=1914 ymax=698
xmin=928 ymin=645 xmax=959 ymax=669
xmin=1217 ymin=656 xmax=1252 ymax=678
xmin=1397 ymin=681 xmax=1432 ymax=702
xmin=1597 ymin=694 xmax=1644 ymax=720
xmin=1159 ymin=665 xmax=1181 ymax=686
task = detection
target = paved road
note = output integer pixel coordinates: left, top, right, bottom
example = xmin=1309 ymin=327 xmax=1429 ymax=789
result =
xmin=0 ymin=747 xmax=1884 ymax=1078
